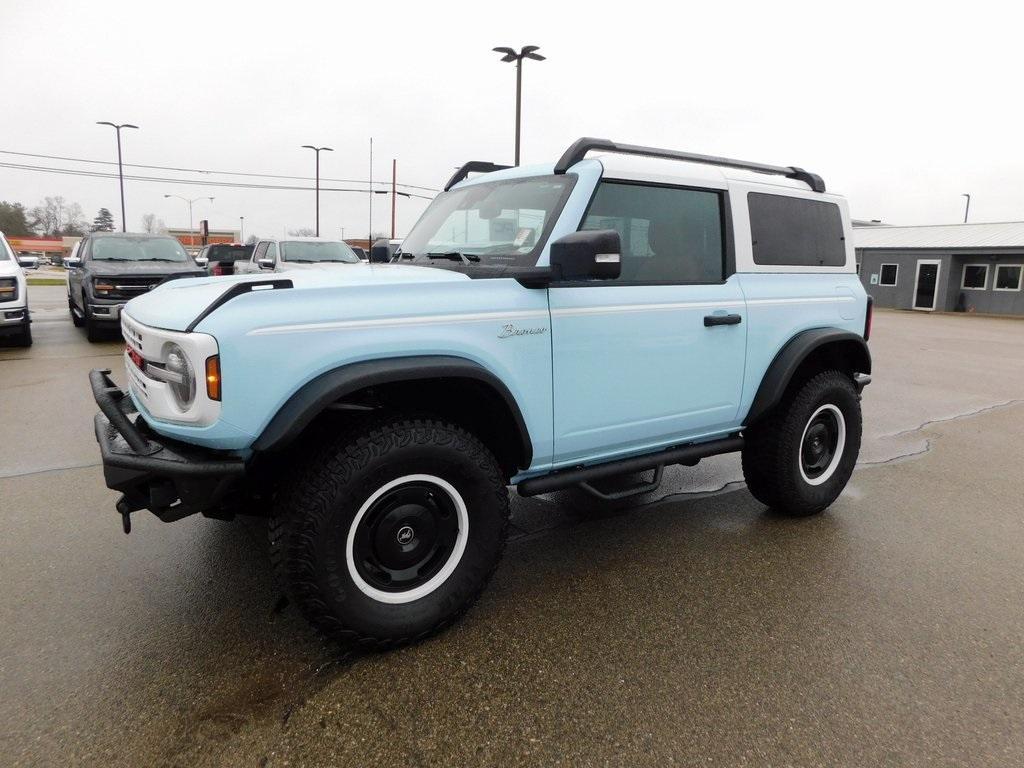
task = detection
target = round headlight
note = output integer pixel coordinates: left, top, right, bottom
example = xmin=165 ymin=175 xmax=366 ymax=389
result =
xmin=164 ymin=343 xmax=195 ymax=408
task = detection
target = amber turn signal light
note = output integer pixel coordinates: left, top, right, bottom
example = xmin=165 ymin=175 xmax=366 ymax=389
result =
xmin=205 ymin=355 xmax=221 ymax=401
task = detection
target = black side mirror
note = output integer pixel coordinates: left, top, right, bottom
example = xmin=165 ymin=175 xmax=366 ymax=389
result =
xmin=549 ymin=229 xmax=621 ymax=281
xmin=65 ymin=257 xmax=82 ymax=268
xmin=258 ymin=259 xmax=275 ymax=270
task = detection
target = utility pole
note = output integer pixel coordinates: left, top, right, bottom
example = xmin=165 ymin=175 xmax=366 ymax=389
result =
xmin=96 ymin=121 xmax=139 ymax=231
xmin=368 ymin=137 xmax=374 ymax=245
xmin=391 ymin=158 xmax=397 ymax=239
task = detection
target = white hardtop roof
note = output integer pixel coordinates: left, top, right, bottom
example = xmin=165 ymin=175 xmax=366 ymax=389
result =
xmin=853 ymin=221 xmax=1024 ymax=250
xmin=594 ymin=152 xmax=818 ymax=193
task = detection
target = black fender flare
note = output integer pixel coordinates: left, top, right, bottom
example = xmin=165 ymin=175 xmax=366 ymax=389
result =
xmin=745 ymin=328 xmax=871 ymax=426
xmin=251 ymin=355 xmax=533 ymax=468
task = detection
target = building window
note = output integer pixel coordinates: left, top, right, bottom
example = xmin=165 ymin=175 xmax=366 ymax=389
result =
xmin=961 ymin=264 xmax=989 ymax=290
xmin=994 ymin=264 xmax=1023 ymax=291
xmin=879 ymin=263 xmax=898 ymax=286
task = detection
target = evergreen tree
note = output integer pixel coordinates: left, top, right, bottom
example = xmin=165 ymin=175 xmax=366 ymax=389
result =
xmin=91 ymin=208 xmax=115 ymax=232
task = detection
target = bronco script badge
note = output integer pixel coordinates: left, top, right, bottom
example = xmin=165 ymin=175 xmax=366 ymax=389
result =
xmin=498 ymin=323 xmax=548 ymax=339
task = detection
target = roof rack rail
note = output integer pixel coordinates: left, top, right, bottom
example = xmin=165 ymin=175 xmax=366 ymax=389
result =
xmin=444 ymin=161 xmax=514 ymax=192
xmin=552 ymin=137 xmax=826 ymax=193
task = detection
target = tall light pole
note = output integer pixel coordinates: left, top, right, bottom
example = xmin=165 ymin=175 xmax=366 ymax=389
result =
xmin=96 ymin=121 xmax=139 ymax=231
xmin=492 ymin=46 xmax=545 ymax=166
xmin=301 ymin=144 xmax=333 ymax=236
xmin=962 ymin=193 xmax=971 ymax=223
xmin=239 ymin=216 xmax=245 ymax=242
xmin=164 ymin=195 xmax=214 ymax=248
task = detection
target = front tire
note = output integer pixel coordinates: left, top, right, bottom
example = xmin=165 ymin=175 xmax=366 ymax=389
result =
xmin=742 ymin=370 xmax=862 ymax=516
xmin=269 ymin=417 xmax=510 ymax=648
xmin=15 ymin=316 xmax=32 ymax=347
xmin=84 ymin=303 xmax=104 ymax=343
xmin=69 ymin=295 xmax=84 ymax=327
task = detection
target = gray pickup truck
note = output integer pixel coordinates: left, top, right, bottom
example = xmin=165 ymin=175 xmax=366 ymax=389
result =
xmin=67 ymin=232 xmax=206 ymax=342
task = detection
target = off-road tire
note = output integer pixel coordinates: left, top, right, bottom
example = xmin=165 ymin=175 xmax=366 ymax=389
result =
xmin=742 ymin=370 xmax=861 ymax=517
xmin=268 ymin=416 xmax=510 ymax=649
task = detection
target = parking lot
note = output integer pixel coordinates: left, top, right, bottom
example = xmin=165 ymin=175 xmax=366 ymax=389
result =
xmin=2 ymin=284 xmax=1023 ymax=767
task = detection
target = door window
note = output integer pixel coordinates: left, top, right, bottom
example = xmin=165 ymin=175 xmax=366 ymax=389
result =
xmin=265 ymin=243 xmax=278 ymax=261
xmin=580 ymin=182 xmax=724 ymax=283
xmin=252 ymin=242 xmax=268 ymax=262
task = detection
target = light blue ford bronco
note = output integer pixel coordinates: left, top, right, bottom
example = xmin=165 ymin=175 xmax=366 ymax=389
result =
xmin=90 ymin=138 xmax=872 ymax=647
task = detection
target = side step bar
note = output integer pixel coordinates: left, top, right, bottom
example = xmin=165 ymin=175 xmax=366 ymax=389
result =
xmin=516 ymin=435 xmax=744 ymax=497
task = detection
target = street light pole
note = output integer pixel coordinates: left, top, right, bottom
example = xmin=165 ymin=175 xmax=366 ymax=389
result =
xmin=962 ymin=193 xmax=971 ymax=223
xmin=96 ymin=121 xmax=139 ymax=231
xmin=240 ymin=216 xmax=245 ymax=242
xmin=164 ymin=195 xmax=214 ymax=247
xmin=493 ymin=46 xmax=545 ymax=165
xmin=301 ymin=145 xmax=333 ymax=236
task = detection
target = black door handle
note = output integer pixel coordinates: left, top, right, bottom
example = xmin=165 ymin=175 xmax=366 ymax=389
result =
xmin=704 ymin=313 xmax=742 ymax=327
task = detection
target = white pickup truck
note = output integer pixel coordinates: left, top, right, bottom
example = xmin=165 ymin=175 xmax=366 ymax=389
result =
xmin=0 ymin=232 xmax=32 ymax=347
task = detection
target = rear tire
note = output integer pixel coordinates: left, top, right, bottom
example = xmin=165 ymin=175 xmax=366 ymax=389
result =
xmin=742 ymin=370 xmax=861 ymax=517
xmin=269 ymin=417 xmax=510 ymax=649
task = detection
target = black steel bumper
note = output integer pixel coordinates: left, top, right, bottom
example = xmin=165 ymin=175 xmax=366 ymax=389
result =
xmin=90 ymin=368 xmax=246 ymax=531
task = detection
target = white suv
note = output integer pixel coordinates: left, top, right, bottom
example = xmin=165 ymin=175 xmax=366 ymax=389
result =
xmin=0 ymin=232 xmax=32 ymax=347
xmin=236 ymin=237 xmax=361 ymax=274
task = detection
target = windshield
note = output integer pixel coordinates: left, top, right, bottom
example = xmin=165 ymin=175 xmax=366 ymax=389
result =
xmin=207 ymin=245 xmax=253 ymax=262
xmin=91 ymin=236 xmax=190 ymax=262
xmin=0 ymin=236 xmax=10 ymax=261
xmin=280 ymin=241 xmax=360 ymax=263
xmin=399 ymin=175 xmax=575 ymax=267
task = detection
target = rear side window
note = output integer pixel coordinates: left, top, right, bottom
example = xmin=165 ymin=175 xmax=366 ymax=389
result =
xmin=581 ymin=182 xmax=724 ymax=283
xmin=748 ymin=193 xmax=845 ymax=267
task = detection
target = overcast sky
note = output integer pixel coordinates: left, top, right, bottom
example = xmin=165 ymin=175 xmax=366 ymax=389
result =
xmin=2 ymin=0 xmax=1021 ymax=238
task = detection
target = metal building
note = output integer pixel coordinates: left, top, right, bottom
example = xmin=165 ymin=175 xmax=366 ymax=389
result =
xmin=854 ymin=222 xmax=1024 ymax=315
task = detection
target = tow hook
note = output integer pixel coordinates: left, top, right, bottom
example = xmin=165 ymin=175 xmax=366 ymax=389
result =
xmin=116 ymin=498 xmax=132 ymax=534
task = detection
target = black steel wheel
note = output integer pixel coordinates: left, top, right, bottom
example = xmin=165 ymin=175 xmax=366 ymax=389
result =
xmin=269 ymin=417 xmax=509 ymax=649
xmin=742 ymin=370 xmax=861 ymax=516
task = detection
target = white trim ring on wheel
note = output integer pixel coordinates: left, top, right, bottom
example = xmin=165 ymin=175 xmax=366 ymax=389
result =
xmin=346 ymin=474 xmax=469 ymax=604
xmin=798 ymin=404 xmax=847 ymax=486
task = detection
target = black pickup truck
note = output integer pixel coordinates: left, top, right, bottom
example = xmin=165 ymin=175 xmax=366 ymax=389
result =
xmin=67 ymin=232 xmax=206 ymax=342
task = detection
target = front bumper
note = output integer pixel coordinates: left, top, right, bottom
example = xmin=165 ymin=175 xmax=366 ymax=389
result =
xmin=90 ymin=368 xmax=246 ymax=532
xmin=88 ymin=301 xmax=126 ymax=323
xmin=0 ymin=306 xmax=28 ymax=335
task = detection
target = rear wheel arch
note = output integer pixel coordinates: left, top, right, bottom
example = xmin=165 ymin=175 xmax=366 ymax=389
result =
xmin=252 ymin=355 xmax=534 ymax=477
xmin=745 ymin=328 xmax=871 ymax=426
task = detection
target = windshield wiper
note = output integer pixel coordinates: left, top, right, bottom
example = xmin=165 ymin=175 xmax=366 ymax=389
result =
xmin=135 ymin=258 xmax=182 ymax=262
xmin=425 ymin=251 xmax=481 ymax=264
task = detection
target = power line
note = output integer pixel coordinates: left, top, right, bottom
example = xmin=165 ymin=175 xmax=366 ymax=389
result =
xmin=0 ymin=149 xmax=440 ymax=193
xmin=0 ymin=161 xmax=436 ymax=200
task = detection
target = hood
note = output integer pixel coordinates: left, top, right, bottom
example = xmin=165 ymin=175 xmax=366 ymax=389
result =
xmin=277 ymin=261 xmax=365 ymax=272
xmin=86 ymin=260 xmax=202 ymax=278
xmin=124 ymin=262 xmax=471 ymax=332
xmin=0 ymin=259 xmax=23 ymax=278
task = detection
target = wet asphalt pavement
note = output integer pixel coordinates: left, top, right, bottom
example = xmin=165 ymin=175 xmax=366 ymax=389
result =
xmin=1 ymin=286 xmax=1023 ymax=767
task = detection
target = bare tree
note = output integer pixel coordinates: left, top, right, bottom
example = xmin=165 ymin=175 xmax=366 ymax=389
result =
xmin=287 ymin=227 xmax=317 ymax=237
xmin=28 ymin=196 xmax=87 ymax=236
xmin=140 ymin=213 xmax=167 ymax=234
xmin=245 ymin=234 xmax=259 ymax=245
